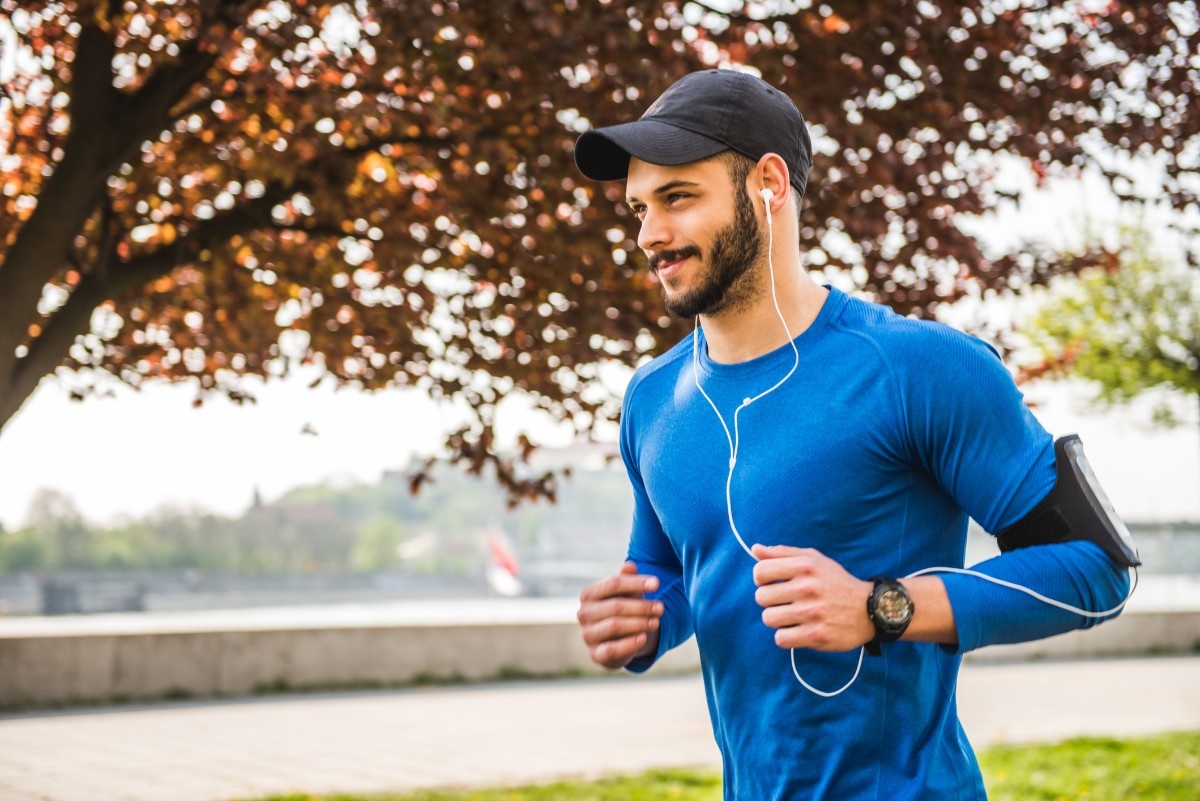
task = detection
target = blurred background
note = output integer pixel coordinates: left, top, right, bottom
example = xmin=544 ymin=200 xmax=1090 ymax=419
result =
xmin=0 ymin=369 xmax=1197 ymax=618
xmin=0 ymin=1 xmax=1197 ymax=622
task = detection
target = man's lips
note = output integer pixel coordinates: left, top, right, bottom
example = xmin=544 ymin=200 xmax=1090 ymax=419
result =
xmin=654 ymin=255 xmax=690 ymax=279
xmin=650 ymin=248 xmax=700 ymax=280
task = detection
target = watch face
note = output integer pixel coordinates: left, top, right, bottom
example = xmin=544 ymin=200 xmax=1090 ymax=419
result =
xmin=874 ymin=585 xmax=913 ymax=630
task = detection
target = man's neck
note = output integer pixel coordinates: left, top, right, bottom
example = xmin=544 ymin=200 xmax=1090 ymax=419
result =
xmin=699 ymin=271 xmax=828 ymax=364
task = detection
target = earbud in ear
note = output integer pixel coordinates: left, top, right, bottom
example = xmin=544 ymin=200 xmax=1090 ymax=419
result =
xmin=759 ymin=188 xmax=774 ymax=206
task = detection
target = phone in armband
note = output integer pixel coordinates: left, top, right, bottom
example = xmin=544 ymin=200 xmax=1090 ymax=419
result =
xmin=996 ymin=434 xmax=1141 ymax=568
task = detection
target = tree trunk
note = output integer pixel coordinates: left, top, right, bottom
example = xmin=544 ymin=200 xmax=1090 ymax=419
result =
xmin=0 ymin=22 xmax=221 ymax=436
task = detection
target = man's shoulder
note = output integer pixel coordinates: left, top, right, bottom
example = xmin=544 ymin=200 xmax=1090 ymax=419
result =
xmin=624 ymin=331 xmax=695 ymax=401
xmin=834 ymin=292 xmax=1000 ymax=365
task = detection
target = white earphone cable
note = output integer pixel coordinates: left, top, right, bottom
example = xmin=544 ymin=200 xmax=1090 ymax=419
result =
xmin=692 ymin=187 xmax=797 ymax=557
xmin=905 ymin=564 xmax=1138 ymax=619
xmin=691 ymin=186 xmax=1133 ymax=699
xmin=694 ymin=187 xmax=860 ymax=695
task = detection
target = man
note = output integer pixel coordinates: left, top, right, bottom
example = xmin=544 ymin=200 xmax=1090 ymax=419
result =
xmin=572 ymin=69 xmax=1134 ymax=800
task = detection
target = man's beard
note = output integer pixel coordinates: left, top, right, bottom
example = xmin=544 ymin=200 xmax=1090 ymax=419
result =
xmin=650 ymin=188 xmax=764 ymax=319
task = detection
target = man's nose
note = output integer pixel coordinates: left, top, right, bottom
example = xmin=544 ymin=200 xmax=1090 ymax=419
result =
xmin=636 ymin=206 xmax=671 ymax=252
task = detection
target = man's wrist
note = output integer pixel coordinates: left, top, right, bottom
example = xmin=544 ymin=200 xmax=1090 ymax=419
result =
xmin=895 ymin=576 xmax=958 ymax=646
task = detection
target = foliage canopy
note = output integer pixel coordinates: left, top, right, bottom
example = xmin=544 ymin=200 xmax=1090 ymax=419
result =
xmin=1 ymin=1 xmax=1198 ymax=498
xmin=1024 ymin=232 xmax=1200 ymax=425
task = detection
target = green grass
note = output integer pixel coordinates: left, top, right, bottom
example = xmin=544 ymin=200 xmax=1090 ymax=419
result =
xmin=979 ymin=730 xmax=1200 ymax=801
xmin=247 ymin=769 xmax=722 ymax=801
xmin=247 ymin=730 xmax=1200 ymax=801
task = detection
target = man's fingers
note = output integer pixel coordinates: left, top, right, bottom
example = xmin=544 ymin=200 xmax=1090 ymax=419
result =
xmin=760 ymin=600 xmax=821 ymax=629
xmin=576 ymin=563 xmax=666 ymax=669
xmin=581 ymin=610 xmax=660 ymax=643
xmin=579 ymin=570 xmax=659 ymax=603
xmin=752 ymin=554 xmax=819 ymax=586
xmin=577 ymin=596 xmax=663 ymax=625
xmin=588 ymin=632 xmax=649 ymax=668
xmin=770 ymin=623 xmax=838 ymax=651
xmin=754 ymin=579 xmax=814 ymax=608
xmin=581 ymin=609 xmax=662 ymax=669
xmin=751 ymin=543 xmax=810 ymax=560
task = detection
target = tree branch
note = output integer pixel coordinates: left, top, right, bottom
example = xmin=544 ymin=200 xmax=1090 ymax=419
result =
xmin=0 ymin=0 xmax=269 ymax=397
xmin=0 ymin=22 xmax=119 ymax=397
xmin=110 ymin=180 xmax=302 ymax=296
xmin=7 ymin=180 xmax=301 ymax=424
xmin=102 ymin=38 xmax=218 ymax=175
xmin=102 ymin=0 xmax=273 ymax=175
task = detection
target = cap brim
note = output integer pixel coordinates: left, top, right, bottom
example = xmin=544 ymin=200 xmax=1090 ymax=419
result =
xmin=574 ymin=119 xmax=729 ymax=182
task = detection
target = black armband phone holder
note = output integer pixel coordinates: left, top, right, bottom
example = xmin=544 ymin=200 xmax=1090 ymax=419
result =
xmin=995 ymin=434 xmax=1141 ymax=568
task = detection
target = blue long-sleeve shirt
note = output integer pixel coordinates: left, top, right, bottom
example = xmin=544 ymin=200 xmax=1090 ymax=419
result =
xmin=619 ymin=286 xmax=1130 ymax=800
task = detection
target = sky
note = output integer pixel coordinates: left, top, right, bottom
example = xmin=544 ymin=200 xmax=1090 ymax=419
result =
xmin=0 ymin=371 xmax=581 ymax=529
xmin=1 ymin=164 xmax=1198 ymax=530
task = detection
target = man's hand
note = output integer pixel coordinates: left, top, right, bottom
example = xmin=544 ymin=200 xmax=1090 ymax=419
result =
xmin=577 ymin=562 xmax=664 ymax=670
xmin=751 ymin=544 xmax=874 ymax=652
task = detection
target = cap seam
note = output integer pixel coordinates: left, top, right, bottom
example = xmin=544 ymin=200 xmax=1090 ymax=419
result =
xmin=716 ymin=72 xmax=740 ymax=149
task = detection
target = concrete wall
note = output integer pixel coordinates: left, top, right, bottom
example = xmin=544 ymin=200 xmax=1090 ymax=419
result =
xmin=0 ymin=616 xmax=700 ymax=709
xmin=2 ymin=609 xmax=1196 ymax=710
xmin=965 ymin=609 xmax=1200 ymax=662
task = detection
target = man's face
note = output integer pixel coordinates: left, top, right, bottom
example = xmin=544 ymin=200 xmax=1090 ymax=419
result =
xmin=625 ymin=156 xmax=764 ymax=318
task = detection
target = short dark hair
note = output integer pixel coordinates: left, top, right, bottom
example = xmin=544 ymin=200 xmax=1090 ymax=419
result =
xmin=714 ymin=150 xmax=802 ymax=223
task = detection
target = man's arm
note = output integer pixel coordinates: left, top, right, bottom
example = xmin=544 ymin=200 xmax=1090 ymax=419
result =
xmin=750 ymin=538 xmax=1131 ymax=654
xmin=937 ymin=538 xmax=1130 ymax=652
xmin=750 ymin=544 xmax=956 ymax=651
xmin=595 ymin=375 xmax=695 ymax=672
xmin=893 ymin=322 xmax=1131 ymax=652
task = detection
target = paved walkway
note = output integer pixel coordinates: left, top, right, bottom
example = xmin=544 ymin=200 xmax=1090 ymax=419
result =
xmin=1 ymin=656 xmax=1198 ymax=801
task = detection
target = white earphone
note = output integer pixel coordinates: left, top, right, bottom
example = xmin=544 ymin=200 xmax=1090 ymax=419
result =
xmin=693 ymin=177 xmax=1136 ymax=699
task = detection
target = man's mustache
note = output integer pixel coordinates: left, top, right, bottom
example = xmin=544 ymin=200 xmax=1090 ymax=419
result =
xmin=649 ymin=246 xmax=702 ymax=274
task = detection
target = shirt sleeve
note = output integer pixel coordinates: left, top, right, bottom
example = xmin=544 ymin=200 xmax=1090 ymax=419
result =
xmin=940 ymin=540 xmax=1131 ymax=653
xmin=618 ymin=385 xmax=694 ymax=672
xmin=894 ymin=324 xmax=1132 ymax=652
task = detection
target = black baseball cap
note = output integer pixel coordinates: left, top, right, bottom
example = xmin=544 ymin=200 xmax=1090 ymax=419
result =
xmin=574 ymin=69 xmax=813 ymax=198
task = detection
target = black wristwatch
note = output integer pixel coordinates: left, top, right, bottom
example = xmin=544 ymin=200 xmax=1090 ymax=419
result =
xmin=866 ymin=578 xmax=914 ymax=656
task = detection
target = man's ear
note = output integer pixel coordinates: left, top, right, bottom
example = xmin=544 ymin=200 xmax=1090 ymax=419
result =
xmin=755 ymin=153 xmax=790 ymax=213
